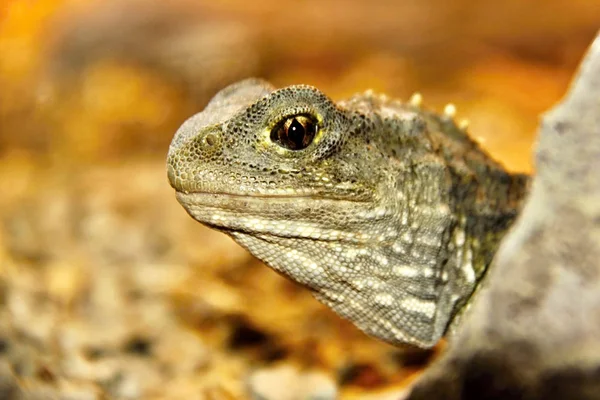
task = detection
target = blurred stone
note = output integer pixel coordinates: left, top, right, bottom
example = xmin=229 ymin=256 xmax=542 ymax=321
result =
xmin=248 ymin=364 xmax=337 ymax=400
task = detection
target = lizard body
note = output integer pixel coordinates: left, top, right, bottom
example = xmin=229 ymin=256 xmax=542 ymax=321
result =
xmin=167 ymin=79 xmax=529 ymax=348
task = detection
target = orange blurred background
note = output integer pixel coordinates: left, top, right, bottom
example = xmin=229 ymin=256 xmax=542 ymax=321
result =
xmin=2 ymin=0 xmax=598 ymax=170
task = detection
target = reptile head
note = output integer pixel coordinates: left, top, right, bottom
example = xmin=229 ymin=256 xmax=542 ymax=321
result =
xmin=168 ymin=79 xmax=474 ymax=348
xmin=167 ymin=79 xmax=396 ymax=241
xmin=168 ymin=78 xmax=381 ymax=201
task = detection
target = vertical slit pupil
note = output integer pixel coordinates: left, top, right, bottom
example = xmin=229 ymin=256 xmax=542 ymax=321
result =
xmin=288 ymin=118 xmax=305 ymax=148
xmin=270 ymin=114 xmax=317 ymax=150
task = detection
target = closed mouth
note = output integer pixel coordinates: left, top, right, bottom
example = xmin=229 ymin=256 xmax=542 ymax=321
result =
xmin=174 ymin=190 xmax=380 ymax=244
xmin=175 ymin=190 xmax=371 ymax=207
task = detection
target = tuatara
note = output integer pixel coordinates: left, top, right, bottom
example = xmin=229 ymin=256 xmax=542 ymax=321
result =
xmin=167 ymin=79 xmax=529 ymax=348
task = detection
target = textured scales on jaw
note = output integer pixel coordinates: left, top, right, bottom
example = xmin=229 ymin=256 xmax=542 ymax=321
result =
xmin=167 ymin=78 xmax=529 ymax=348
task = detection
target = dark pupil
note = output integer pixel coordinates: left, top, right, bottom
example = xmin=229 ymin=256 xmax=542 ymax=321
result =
xmin=271 ymin=115 xmax=317 ymax=150
xmin=288 ymin=119 xmax=305 ymax=147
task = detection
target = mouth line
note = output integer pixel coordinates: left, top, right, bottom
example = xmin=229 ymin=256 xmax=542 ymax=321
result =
xmin=175 ymin=190 xmax=371 ymax=204
xmin=175 ymin=190 xmax=378 ymax=243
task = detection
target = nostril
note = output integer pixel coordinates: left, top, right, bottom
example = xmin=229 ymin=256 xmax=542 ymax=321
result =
xmin=204 ymin=133 xmax=217 ymax=147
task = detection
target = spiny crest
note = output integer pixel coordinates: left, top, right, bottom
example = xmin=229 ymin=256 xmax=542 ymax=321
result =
xmin=360 ymin=89 xmax=470 ymax=134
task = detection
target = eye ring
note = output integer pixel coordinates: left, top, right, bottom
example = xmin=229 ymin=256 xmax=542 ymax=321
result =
xmin=270 ymin=114 xmax=319 ymax=151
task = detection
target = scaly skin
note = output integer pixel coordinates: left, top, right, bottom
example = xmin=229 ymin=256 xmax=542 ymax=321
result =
xmin=167 ymin=79 xmax=529 ymax=348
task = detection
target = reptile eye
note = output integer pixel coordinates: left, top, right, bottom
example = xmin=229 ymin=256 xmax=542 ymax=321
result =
xmin=270 ymin=115 xmax=318 ymax=150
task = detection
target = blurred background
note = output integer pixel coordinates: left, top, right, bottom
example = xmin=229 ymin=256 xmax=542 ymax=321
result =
xmin=0 ymin=0 xmax=598 ymax=398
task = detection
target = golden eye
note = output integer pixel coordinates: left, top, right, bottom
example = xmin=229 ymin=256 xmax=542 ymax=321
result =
xmin=270 ymin=115 xmax=318 ymax=150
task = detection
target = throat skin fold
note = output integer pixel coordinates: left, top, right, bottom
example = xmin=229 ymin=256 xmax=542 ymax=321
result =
xmin=167 ymin=78 xmax=530 ymax=348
